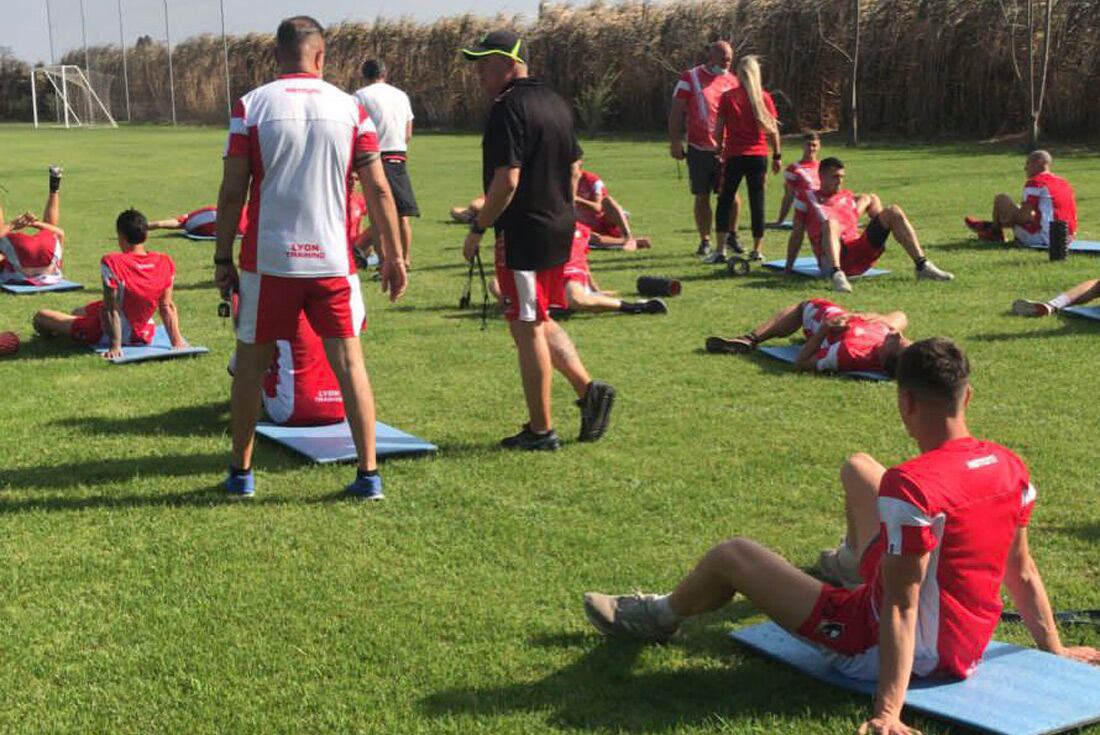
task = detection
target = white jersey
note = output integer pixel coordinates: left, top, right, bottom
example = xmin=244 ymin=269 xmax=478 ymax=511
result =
xmin=353 ymin=82 xmax=414 ymax=153
xmin=226 ymin=73 xmax=380 ymax=277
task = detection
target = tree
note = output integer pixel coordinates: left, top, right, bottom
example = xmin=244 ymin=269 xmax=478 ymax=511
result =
xmin=818 ymin=0 xmax=861 ymax=146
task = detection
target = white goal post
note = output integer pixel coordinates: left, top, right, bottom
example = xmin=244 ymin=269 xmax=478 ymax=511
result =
xmin=31 ymin=64 xmax=118 ymax=129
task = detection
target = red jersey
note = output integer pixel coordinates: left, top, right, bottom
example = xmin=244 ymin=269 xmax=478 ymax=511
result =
xmin=100 ymin=250 xmax=176 ymax=344
xmin=575 ymin=171 xmax=620 ymax=236
xmin=860 ymin=438 xmax=1036 ymax=678
xmin=815 ymin=316 xmax=891 ymax=373
xmin=347 ymin=191 xmax=367 ymax=245
xmin=717 ymin=86 xmax=778 ymax=158
xmin=0 ymin=229 xmax=64 ymax=284
xmin=784 ymin=160 xmax=820 ymax=192
xmin=794 ymin=188 xmax=862 ymax=254
xmin=672 ymin=65 xmax=739 ymax=150
xmin=179 ymin=206 xmax=249 ymax=238
xmin=1015 ymin=171 xmax=1078 ymax=247
xmin=562 ymin=223 xmax=593 ymax=285
xmin=800 ymin=298 xmax=847 ymax=339
xmin=263 ymin=313 xmax=345 ymax=426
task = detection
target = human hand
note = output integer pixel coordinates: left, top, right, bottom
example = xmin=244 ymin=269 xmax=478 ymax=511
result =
xmin=669 ymin=141 xmax=685 ymax=160
xmin=857 ymin=715 xmax=921 ymax=735
xmin=214 ymin=263 xmax=238 ymax=295
xmin=622 ymin=237 xmax=638 ymax=252
xmin=171 ymin=340 xmax=190 ymax=351
xmin=463 ymin=231 xmax=482 ymax=262
xmin=771 ymin=158 xmax=782 ymax=175
xmin=380 ymin=258 xmax=407 ymax=302
xmin=103 ymin=345 xmax=124 ymax=360
xmin=1060 ymin=646 xmax=1100 ymax=665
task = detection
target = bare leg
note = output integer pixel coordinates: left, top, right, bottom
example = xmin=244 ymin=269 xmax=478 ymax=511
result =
xmin=746 ymin=301 xmax=807 ymax=342
xmin=323 ymin=337 xmax=377 ymax=472
xmin=566 ymin=283 xmax=621 ymax=313
xmin=42 ymin=191 xmax=60 ymax=226
xmin=993 ymin=193 xmax=1031 ymax=230
xmin=875 ymin=204 xmax=927 ymax=263
xmin=230 ymin=341 xmax=276 ymax=471
xmin=668 ymin=537 xmax=824 ymax=632
xmin=399 ymin=216 xmax=412 ymax=268
xmin=510 ymin=320 xmax=554 ymax=433
xmin=147 ymin=218 xmax=184 ymax=230
xmin=32 ymin=309 xmax=78 ymax=336
xmin=840 ymin=453 xmax=886 ymax=555
xmin=1048 ymin=279 xmax=1100 ymax=308
xmin=693 ymin=193 xmax=712 ymax=242
xmin=820 ymin=219 xmax=844 ymax=272
xmin=774 ymin=186 xmax=795 ymax=224
xmin=545 ymin=319 xmax=591 ymax=398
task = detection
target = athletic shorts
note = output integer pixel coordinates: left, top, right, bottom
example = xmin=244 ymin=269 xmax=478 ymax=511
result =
xmin=236 ymin=271 xmax=366 ymax=344
xmin=494 ymin=237 xmax=566 ymax=323
xmin=687 ymin=146 xmax=721 ymax=196
xmin=382 ymin=155 xmax=420 ymax=218
xmin=796 ymin=582 xmax=880 ymax=680
xmin=840 ymin=218 xmax=890 ymax=276
xmin=800 ymin=298 xmax=845 ymax=337
xmin=70 ymin=300 xmax=104 ymax=344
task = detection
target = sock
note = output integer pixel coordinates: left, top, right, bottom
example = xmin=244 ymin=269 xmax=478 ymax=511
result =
xmin=829 ymin=266 xmax=840 ymax=276
xmin=653 ymin=595 xmax=684 ymax=626
xmin=356 ymin=468 xmax=379 ymax=481
xmin=1048 ymin=292 xmax=1072 ymax=310
xmin=747 ymin=332 xmax=761 ymax=344
xmin=618 ymin=301 xmax=641 ymax=314
xmin=229 ymin=465 xmax=251 ymax=477
xmin=915 ymin=256 xmax=928 ymax=270
xmin=49 ymin=171 xmax=62 ymax=193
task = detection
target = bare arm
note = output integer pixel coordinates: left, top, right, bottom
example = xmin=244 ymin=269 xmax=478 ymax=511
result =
xmin=767 ymin=128 xmax=782 ymax=174
xmin=102 ymin=282 xmax=124 ymax=360
xmin=785 ymin=214 xmax=807 ymax=272
xmin=158 ymin=286 xmax=187 ymax=349
xmin=775 ymin=182 xmax=796 ymax=223
xmin=668 ymin=98 xmax=686 ymax=159
xmin=357 ymin=155 xmax=406 ymax=301
xmin=793 ymin=323 xmax=830 ymax=371
xmin=405 ymin=119 xmax=413 ymax=143
xmin=214 ymin=156 xmax=250 ymax=295
xmin=600 ymin=195 xmax=632 ymax=240
xmin=713 ymin=113 xmax=726 ymax=158
xmin=574 ymin=196 xmax=603 ymax=214
xmin=26 ymin=220 xmax=65 ymax=241
xmin=463 ymin=166 xmax=520 ymax=261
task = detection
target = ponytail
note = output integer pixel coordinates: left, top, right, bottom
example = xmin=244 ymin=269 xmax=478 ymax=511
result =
xmin=736 ymin=55 xmax=777 ymax=136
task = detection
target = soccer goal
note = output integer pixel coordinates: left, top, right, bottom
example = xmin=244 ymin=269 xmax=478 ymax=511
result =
xmin=31 ymin=64 xmax=117 ymax=129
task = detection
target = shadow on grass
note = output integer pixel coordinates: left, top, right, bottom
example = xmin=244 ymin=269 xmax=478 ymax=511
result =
xmin=0 ymin=452 xmax=228 ymax=492
xmin=51 ymin=400 xmax=229 ymax=437
xmin=0 ymin=484 xmax=295 ymax=514
xmin=968 ymin=318 xmax=1099 ymax=343
xmin=933 ymin=238 xmax=1013 ymax=253
xmin=1065 ymin=520 xmax=1100 ymax=543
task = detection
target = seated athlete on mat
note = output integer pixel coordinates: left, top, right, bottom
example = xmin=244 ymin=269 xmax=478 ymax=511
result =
xmin=787 ymin=157 xmax=954 ymax=293
xmin=32 ymin=209 xmax=186 ymax=360
xmin=705 ymin=298 xmax=909 ymax=376
xmin=1011 ymin=278 xmax=1100 ymax=317
xmin=148 ymin=206 xmax=249 ymax=239
xmin=560 ymin=223 xmax=666 ymax=315
xmin=964 ymin=150 xmax=1078 ymax=247
xmin=0 ymin=166 xmax=66 ymax=285
xmin=574 ymin=167 xmax=652 ymax=251
xmin=772 ymin=131 xmax=820 ymax=225
xmin=584 ymin=338 xmax=1100 ymax=735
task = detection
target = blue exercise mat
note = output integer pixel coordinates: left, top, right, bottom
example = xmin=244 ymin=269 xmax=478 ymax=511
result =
xmin=763 ymin=257 xmax=890 ymax=278
xmin=255 ymin=420 xmax=437 ymax=463
xmin=1022 ymin=240 xmax=1100 ymax=254
xmin=758 ymin=343 xmax=890 ymax=381
xmin=1 ymin=279 xmax=83 ymax=295
xmin=183 ymin=232 xmax=217 ymax=241
xmin=1063 ymin=305 xmax=1100 ymax=322
xmin=765 ymin=220 xmax=794 ymax=231
xmin=92 ymin=326 xmax=209 ymax=364
xmin=731 ymin=622 xmax=1100 ymax=735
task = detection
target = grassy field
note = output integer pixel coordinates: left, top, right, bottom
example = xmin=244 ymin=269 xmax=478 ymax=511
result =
xmin=0 ymin=124 xmax=1098 ymax=734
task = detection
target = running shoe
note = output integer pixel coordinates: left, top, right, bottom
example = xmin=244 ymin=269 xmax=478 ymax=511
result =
xmin=345 ymin=473 xmax=385 ymax=500
xmin=1011 ymin=298 xmax=1054 ymax=317
xmin=702 ymin=250 xmax=727 ymax=265
xmin=224 ymin=467 xmax=255 ymax=498
xmin=817 ymin=543 xmax=862 ymax=589
xmin=705 ymin=335 xmax=755 ymax=354
xmin=964 ymin=216 xmax=1004 ymax=242
xmin=583 ymin=592 xmax=679 ymax=643
xmin=577 ymin=380 xmax=615 ymax=442
xmin=501 ymin=424 xmax=561 ymax=451
xmin=916 ymin=260 xmax=954 ymax=281
xmin=831 ymin=270 xmax=853 ymax=293
xmin=726 ymin=232 xmax=745 ymax=255
xmin=48 ymin=165 xmax=63 ymax=192
xmin=641 ymin=299 xmax=668 ymax=315
xmin=695 ymin=239 xmax=713 ymax=257
xmin=747 ymin=250 xmax=764 ymax=262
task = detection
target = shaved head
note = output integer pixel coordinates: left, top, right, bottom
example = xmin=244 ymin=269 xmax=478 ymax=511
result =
xmin=706 ymin=41 xmax=733 ymax=71
xmin=276 ymin=15 xmax=324 ymax=58
xmin=1028 ymin=149 xmax=1052 ymax=166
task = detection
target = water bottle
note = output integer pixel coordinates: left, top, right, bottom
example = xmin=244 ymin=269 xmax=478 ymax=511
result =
xmin=1049 ymin=219 xmax=1068 ymax=261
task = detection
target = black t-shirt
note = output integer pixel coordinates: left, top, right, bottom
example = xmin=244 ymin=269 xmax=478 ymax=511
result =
xmin=482 ymin=77 xmax=583 ymax=271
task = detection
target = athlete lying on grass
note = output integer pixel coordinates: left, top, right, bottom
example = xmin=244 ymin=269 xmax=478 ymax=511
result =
xmin=0 ymin=166 xmax=66 ymax=285
xmin=1011 ymin=277 xmax=1100 ymax=317
xmin=147 ymin=206 xmax=248 ymax=239
xmin=585 ymin=337 xmax=1100 ymax=735
xmin=705 ymin=298 xmax=908 ymax=376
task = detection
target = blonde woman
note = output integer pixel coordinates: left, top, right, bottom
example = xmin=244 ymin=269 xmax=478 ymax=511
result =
xmin=710 ymin=56 xmax=781 ymax=263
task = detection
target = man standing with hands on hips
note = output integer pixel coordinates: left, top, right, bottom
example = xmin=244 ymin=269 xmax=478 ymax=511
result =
xmin=461 ymin=30 xmax=615 ymax=451
xmin=214 ymin=15 xmax=406 ymax=498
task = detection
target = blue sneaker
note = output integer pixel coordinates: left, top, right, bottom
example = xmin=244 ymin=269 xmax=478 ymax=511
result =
xmin=345 ymin=472 xmax=384 ymax=500
xmin=224 ymin=467 xmax=255 ymax=497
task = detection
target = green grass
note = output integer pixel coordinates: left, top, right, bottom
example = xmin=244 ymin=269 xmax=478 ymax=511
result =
xmin=1 ymin=124 xmax=1098 ymax=734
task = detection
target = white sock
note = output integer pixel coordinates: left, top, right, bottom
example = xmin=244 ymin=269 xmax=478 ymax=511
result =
xmin=1047 ymin=292 xmax=1072 ymax=310
xmin=654 ymin=595 xmax=684 ymax=626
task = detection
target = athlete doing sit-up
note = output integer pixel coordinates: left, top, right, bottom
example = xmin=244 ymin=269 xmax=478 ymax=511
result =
xmin=787 ymin=157 xmax=954 ymax=293
xmin=0 ymin=166 xmax=66 ymax=285
xmin=705 ymin=298 xmax=909 ymax=376
xmin=585 ymin=338 xmax=1100 ymax=735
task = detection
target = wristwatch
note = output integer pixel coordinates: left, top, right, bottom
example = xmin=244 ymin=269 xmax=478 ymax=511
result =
xmin=470 ymin=221 xmax=487 ymax=236
xmin=214 ymin=255 xmax=234 ymax=266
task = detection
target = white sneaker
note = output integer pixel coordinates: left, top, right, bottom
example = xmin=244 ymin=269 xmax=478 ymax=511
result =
xmin=702 ymin=250 xmax=728 ymax=265
xmin=831 ymin=270 xmax=853 ymax=293
xmin=1012 ymin=299 xmax=1054 ymax=317
xmin=817 ymin=542 xmax=862 ymax=589
xmin=917 ymin=260 xmax=954 ymax=281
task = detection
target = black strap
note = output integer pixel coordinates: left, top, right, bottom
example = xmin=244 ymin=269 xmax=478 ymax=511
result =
xmin=475 ymin=250 xmax=490 ymax=330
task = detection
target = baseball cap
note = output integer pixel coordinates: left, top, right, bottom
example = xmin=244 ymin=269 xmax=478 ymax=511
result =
xmin=460 ymin=30 xmax=526 ymax=64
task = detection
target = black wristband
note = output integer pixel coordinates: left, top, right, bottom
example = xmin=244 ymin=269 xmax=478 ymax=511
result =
xmin=214 ymin=255 xmax=234 ymax=266
xmin=772 ymin=153 xmax=782 ymax=161
xmin=470 ymin=222 xmax=487 ymax=236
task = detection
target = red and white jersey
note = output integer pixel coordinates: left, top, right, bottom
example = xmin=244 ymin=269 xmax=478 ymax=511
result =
xmin=1014 ymin=171 xmax=1078 ymax=247
xmin=717 ymin=86 xmax=778 ymax=158
xmin=785 ymin=159 xmax=820 ymax=192
xmin=178 ymin=206 xmax=249 ymax=238
xmin=263 ymin=313 xmax=345 ymax=426
xmin=575 ymin=170 xmax=608 ymax=231
xmin=859 ymin=438 xmax=1036 ymax=678
xmin=225 ymin=73 xmax=380 ymax=278
xmin=347 ymin=190 xmax=367 ymax=245
xmin=795 ymin=188 xmax=862 ymax=253
xmin=562 ymin=223 xmax=593 ymax=285
xmin=100 ymin=250 xmax=176 ymax=345
xmin=672 ymin=65 xmax=739 ymax=151
xmin=815 ymin=316 xmax=891 ymax=373
xmin=0 ymin=229 xmax=63 ymax=284
xmin=799 ymin=298 xmax=847 ymax=338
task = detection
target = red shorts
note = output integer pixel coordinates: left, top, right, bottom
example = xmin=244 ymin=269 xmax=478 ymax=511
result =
xmin=839 ymin=221 xmax=889 ymax=276
xmin=796 ymin=583 xmax=880 ymax=680
xmin=70 ymin=300 xmax=104 ymax=344
xmin=236 ymin=272 xmax=366 ymax=344
xmin=494 ymin=238 xmax=566 ymax=323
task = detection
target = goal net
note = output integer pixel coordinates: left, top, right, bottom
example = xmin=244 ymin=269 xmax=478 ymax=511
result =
xmin=31 ymin=65 xmax=117 ymax=128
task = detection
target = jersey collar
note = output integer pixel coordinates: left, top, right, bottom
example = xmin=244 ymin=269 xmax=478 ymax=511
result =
xmin=279 ymin=72 xmax=322 ymax=80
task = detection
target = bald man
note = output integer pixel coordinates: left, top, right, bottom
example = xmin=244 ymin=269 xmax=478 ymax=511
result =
xmin=965 ymin=150 xmax=1078 ymax=248
xmin=669 ymin=41 xmax=742 ymax=258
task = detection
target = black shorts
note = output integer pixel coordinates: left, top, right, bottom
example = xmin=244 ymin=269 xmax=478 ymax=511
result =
xmin=382 ymin=155 xmax=420 ymax=218
xmin=864 ymin=216 xmax=890 ymax=249
xmin=686 ymin=146 xmax=720 ymax=196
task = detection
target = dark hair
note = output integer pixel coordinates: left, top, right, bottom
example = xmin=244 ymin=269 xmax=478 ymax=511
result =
xmin=882 ymin=350 xmax=901 ymax=379
xmin=362 ymin=59 xmax=386 ymax=81
xmin=276 ymin=15 xmax=324 ymax=55
xmin=819 ymin=156 xmax=844 ymax=174
xmin=802 ymin=131 xmax=821 ymax=142
xmin=896 ymin=338 xmax=970 ymax=411
xmin=116 ymin=209 xmax=148 ymax=245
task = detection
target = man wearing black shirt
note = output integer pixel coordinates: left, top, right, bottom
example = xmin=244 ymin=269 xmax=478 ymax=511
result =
xmin=462 ymin=30 xmax=615 ymax=451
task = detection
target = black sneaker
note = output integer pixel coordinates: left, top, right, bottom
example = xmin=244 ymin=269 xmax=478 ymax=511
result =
xmin=641 ymin=299 xmax=668 ymax=315
xmin=501 ymin=424 xmax=561 ymax=451
xmin=695 ymin=239 xmax=713 ymax=257
xmin=48 ymin=165 xmax=63 ymax=192
xmin=577 ymin=380 xmax=616 ymax=442
xmin=705 ymin=335 xmax=755 ymax=354
xmin=726 ymin=232 xmax=745 ymax=255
